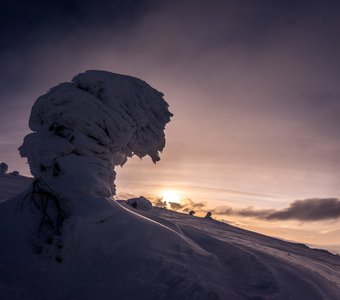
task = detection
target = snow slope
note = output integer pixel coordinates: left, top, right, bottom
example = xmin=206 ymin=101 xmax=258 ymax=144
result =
xmin=0 ymin=174 xmax=32 ymax=202
xmin=0 ymin=176 xmax=339 ymax=299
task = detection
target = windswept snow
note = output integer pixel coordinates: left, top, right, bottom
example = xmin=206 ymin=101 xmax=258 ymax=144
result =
xmin=0 ymin=176 xmax=339 ymax=299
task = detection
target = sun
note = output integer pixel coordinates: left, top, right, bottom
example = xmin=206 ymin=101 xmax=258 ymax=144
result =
xmin=161 ymin=190 xmax=181 ymax=203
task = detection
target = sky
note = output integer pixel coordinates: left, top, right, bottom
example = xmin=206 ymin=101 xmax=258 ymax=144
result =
xmin=1 ymin=0 xmax=340 ymax=249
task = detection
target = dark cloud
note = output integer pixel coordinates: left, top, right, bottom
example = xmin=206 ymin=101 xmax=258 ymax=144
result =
xmin=212 ymin=206 xmax=275 ymax=219
xmin=212 ymin=198 xmax=340 ymax=221
xmin=151 ymin=197 xmax=167 ymax=208
xmin=0 ymin=0 xmax=149 ymax=48
xmin=266 ymin=198 xmax=340 ymax=221
xmin=168 ymin=202 xmax=183 ymax=210
xmin=167 ymin=198 xmax=206 ymax=213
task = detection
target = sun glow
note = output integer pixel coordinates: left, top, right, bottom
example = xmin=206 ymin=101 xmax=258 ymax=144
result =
xmin=161 ymin=190 xmax=181 ymax=203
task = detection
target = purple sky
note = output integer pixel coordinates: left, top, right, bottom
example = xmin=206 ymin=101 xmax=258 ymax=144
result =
xmin=1 ymin=0 xmax=340 ymax=246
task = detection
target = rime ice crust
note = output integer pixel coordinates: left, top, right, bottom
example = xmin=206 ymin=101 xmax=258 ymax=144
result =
xmin=19 ymin=71 xmax=172 ymax=197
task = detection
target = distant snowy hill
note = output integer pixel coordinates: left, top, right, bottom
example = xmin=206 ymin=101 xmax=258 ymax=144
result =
xmin=0 ymin=174 xmax=32 ymax=202
xmin=0 ymin=176 xmax=339 ymax=299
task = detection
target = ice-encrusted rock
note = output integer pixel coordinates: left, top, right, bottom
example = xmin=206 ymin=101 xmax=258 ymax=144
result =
xmin=127 ymin=196 xmax=152 ymax=211
xmin=9 ymin=171 xmax=20 ymax=176
xmin=19 ymin=70 xmax=172 ymax=198
xmin=0 ymin=162 xmax=8 ymax=176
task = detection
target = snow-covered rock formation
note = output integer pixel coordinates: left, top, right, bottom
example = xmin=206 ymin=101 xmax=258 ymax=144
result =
xmin=127 ymin=196 xmax=152 ymax=211
xmin=19 ymin=70 xmax=172 ymax=198
xmin=0 ymin=162 xmax=8 ymax=176
xmin=8 ymin=170 xmax=20 ymax=176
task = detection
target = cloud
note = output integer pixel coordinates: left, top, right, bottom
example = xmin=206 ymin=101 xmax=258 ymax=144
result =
xmin=212 ymin=198 xmax=340 ymax=221
xmin=167 ymin=198 xmax=206 ymax=212
xmin=168 ymin=202 xmax=183 ymax=210
xmin=151 ymin=197 xmax=167 ymax=208
xmin=212 ymin=206 xmax=274 ymax=218
xmin=115 ymin=192 xmax=139 ymax=200
xmin=266 ymin=198 xmax=340 ymax=221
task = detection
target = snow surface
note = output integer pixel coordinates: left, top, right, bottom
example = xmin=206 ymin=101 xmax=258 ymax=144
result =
xmin=0 ymin=176 xmax=339 ymax=300
xmin=0 ymin=174 xmax=32 ymax=202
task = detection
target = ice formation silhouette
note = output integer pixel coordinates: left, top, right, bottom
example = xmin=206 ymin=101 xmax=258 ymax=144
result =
xmin=126 ymin=196 xmax=152 ymax=211
xmin=19 ymin=70 xmax=172 ymax=197
xmin=0 ymin=162 xmax=8 ymax=176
